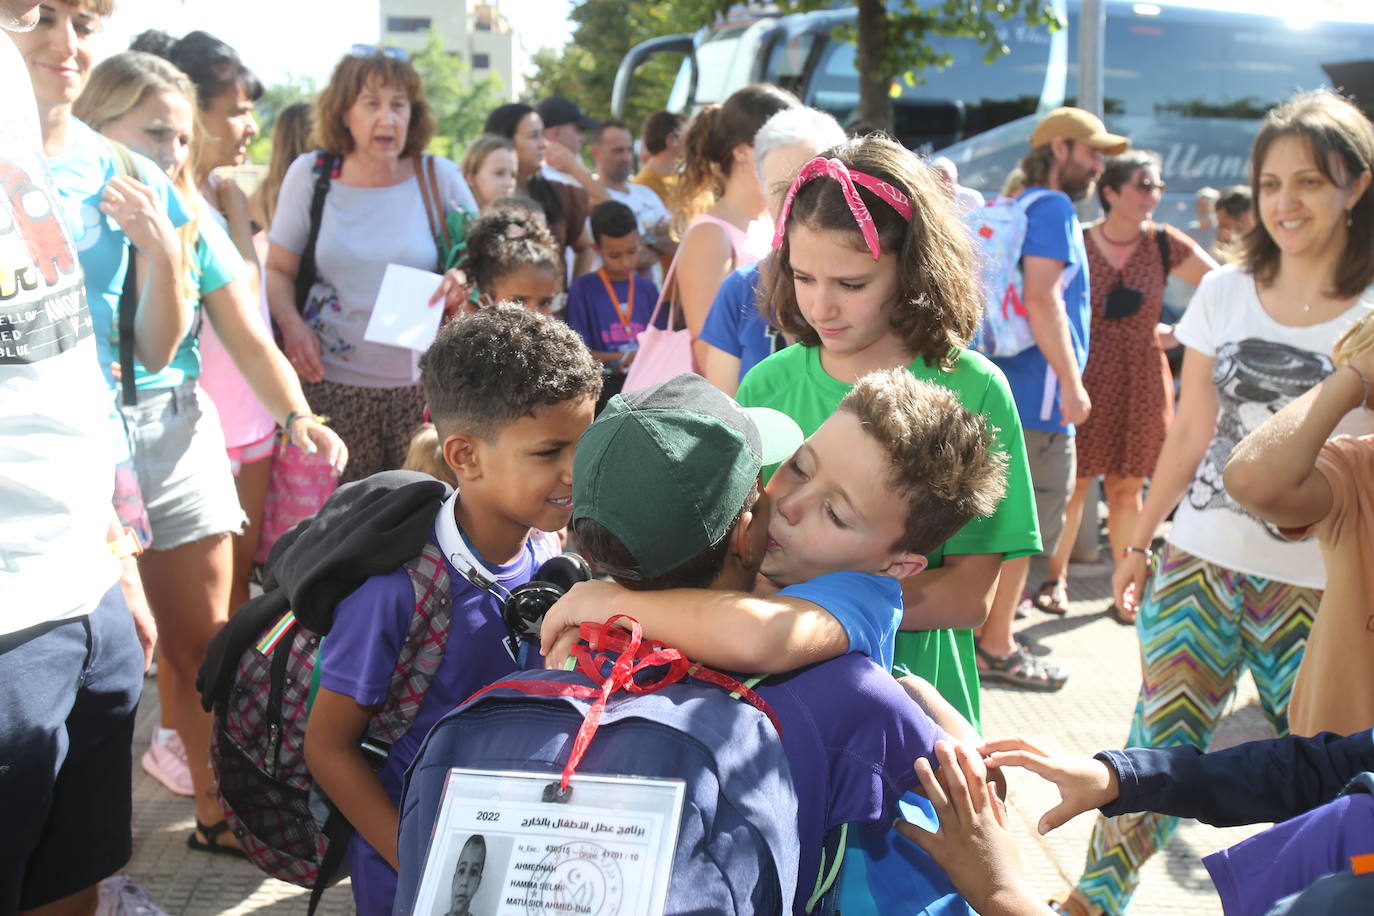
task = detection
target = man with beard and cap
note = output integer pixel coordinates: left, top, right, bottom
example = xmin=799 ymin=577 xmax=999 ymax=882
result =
xmin=976 ymin=108 xmax=1130 ymax=691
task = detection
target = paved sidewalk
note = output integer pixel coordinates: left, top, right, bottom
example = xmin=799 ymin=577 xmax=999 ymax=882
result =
xmin=126 ymin=554 xmax=1273 ymax=914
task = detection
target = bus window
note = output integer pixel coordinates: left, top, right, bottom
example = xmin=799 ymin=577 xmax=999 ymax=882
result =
xmin=694 ymin=25 xmax=753 ymax=107
xmin=806 ymin=20 xmax=1057 ymax=150
xmin=764 ymin=32 xmax=816 ymax=98
xmin=1068 ymin=5 xmax=1374 ymax=198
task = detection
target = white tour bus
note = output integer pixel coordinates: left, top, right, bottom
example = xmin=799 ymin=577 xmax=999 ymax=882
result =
xmin=612 ymin=0 xmax=1374 ymax=223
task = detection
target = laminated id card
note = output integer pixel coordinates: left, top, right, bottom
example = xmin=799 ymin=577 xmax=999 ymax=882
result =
xmin=410 ymin=768 xmax=685 ymax=916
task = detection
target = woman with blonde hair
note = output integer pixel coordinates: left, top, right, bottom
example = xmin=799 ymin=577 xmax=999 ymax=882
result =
xmin=250 ymin=100 xmax=313 ymax=230
xmin=1058 ymin=88 xmax=1374 ymax=916
xmin=266 ymin=47 xmax=478 ymax=481
xmin=76 ymin=49 xmax=346 ymax=853
xmin=674 ymin=83 xmax=799 ymax=367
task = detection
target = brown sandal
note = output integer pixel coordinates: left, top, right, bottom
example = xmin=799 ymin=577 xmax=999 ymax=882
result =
xmin=1034 ymin=579 xmax=1069 ymax=616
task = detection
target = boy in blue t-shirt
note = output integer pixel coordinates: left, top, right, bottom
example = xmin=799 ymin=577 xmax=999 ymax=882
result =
xmin=302 ymin=306 xmax=602 ymax=915
xmin=564 ymin=200 xmax=661 ymax=409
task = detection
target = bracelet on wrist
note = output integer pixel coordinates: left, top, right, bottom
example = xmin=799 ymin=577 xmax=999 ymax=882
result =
xmin=282 ymin=411 xmax=328 ymax=432
xmin=1122 ymin=544 xmax=1153 ymax=561
xmin=1343 ymin=364 xmax=1370 ymax=409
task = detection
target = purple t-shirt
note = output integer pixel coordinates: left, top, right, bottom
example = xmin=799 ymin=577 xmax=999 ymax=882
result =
xmin=317 ymin=497 xmax=555 ymax=915
xmin=753 ymin=653 xmax=948 ymax=907
xmin=1204 ymin=789 xmax=1374 ymax=916
xmin=564 ymin=270 xmax=661 ymax=355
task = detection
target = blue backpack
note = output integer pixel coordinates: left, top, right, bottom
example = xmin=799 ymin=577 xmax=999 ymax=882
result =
xmin=394 ymin=665 xmax=802 ymax=916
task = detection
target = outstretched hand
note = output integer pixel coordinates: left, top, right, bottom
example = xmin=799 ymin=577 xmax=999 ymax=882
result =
xmin=896 ymin=741 xmax=1045 ymax=916
xmin=981 ymin=736 xmax=1120 ymax=835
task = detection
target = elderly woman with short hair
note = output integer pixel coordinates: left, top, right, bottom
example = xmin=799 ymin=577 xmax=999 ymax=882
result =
xmin=266 ymin=46 xmax=477 ymax=481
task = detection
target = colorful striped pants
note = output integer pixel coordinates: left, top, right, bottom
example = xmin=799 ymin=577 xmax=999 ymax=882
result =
xmin=1076 ymin=543 xmax=1319 ymax=914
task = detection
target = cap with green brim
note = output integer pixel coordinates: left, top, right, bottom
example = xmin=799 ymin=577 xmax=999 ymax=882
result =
xmin=571 ymin=373 xmax=803 ymax=580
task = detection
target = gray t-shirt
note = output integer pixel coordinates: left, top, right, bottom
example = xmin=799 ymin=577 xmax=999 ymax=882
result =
xmin=270 ymin=153 xmax=477 ymax=388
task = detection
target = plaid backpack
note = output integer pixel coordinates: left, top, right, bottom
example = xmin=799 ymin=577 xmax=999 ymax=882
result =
xmin=210 ymin=541 xmax=456 ymax=906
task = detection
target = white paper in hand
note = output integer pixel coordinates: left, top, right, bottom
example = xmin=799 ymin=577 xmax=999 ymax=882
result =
xmin=364 ymin=263 xmax=445 ymax=352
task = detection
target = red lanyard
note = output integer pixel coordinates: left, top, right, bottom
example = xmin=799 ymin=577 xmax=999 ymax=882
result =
xmin=597 ymin=268 xmax=635 ymax=334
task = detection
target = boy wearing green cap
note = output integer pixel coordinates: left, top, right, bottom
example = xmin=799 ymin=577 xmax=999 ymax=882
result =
xmin=540 ymin=366 xmax=1007 ymax=683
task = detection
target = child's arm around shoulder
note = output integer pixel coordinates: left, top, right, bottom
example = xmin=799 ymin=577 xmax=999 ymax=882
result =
xmin=1225 ymin=359 xmax=1371 ymax=531
xmin=538 ymin=574 xmax=891 ymax=673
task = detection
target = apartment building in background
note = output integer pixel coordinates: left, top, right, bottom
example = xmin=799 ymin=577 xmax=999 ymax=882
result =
xmin=379 ymin=0 xmax=527 ymax=100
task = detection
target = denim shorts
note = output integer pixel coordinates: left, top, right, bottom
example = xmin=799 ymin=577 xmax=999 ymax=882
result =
xmin=120 ymin=380 xmax=246 ymax=551
xmin=0 ymin=584 xmax=143 ymax=910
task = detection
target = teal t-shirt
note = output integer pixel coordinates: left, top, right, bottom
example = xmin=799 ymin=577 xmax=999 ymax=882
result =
xmin=132 ymin=199 xmax=244 ymax=391
xmin=48 ymin=118 xmax=190 ymax=456
xmin=736 ymin=342 xmax=1041 ymax=729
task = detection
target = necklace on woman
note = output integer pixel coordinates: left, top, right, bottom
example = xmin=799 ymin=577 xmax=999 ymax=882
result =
xmin=1099 ymin=222 xmax=1144 ymax=246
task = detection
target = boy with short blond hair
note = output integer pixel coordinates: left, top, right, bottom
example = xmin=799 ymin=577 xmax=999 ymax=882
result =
xmin=303 ymin=306 xmax=601 ymax=915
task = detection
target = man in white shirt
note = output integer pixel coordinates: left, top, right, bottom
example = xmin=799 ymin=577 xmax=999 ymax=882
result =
xmin=589 ymin=121 xmax=675 ymax=276
xmin=2 ymin=2 xmax=151 ymax=912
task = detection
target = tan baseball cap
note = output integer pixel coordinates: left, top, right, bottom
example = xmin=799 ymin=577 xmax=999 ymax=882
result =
xmin=1029 ymin=107 xmax=1130 ymax=154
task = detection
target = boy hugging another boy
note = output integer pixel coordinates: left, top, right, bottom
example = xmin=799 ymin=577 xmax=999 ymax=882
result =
xmin=564 ymin=200 xmax=662 ymax=408
xmin=302 ymin=306 xmax=601 ymax=915
xmin=540 ymin=367 xmax=1008 ymax=683
xmin=396 ymin=371 xmax=1012 ymax=914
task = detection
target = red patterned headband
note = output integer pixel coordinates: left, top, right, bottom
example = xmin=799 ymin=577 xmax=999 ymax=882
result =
xmin=771 ymin=156 xmax=914 ymax=260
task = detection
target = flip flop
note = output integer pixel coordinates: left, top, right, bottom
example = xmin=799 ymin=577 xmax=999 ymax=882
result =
xmin=187 ymin=819 xmax=247 ymax=859
xmin=976 ymin=645 xmax=1068 ymax=691
xmin=1034 ymin=579 xmax=1069 ymax=616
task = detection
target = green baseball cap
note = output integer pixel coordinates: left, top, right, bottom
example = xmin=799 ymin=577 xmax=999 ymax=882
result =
xmin=572 ymin=373 xmax=803 ymax=580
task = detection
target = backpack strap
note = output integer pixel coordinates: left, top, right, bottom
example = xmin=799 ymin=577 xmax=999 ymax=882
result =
xmin=369 ymin=541 xmax=454 ymax=744
xmin=1155 ymin=225 xmax=1171 ymax=277
xmin=805 ymin=822 xmax=849 ymax=913
xmin=106 ymin=137 xmax=141 ymax=406
xmin=294 ymin=151 xmax=341 ymax=315
xmin=306 ymin=807 xmax=353 ymax=916
xmin=414 ymin=154 xmax=449 ymax=270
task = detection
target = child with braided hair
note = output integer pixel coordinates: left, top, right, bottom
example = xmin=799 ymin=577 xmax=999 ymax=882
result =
xmin=459 ymin=198 xmax=563 ymax=315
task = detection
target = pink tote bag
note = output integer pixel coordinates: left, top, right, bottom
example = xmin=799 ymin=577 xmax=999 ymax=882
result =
xmin=622 ymin=249 xmax=697 ymax=393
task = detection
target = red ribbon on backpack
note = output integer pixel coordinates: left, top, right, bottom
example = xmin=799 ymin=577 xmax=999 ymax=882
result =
xmin=465 ymin=615 xmax=780 ymax=790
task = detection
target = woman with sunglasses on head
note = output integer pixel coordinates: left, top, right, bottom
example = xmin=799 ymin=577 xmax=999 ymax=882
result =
xmin=1037 ymin=151 xmax=1216 ymax=621
xmin=265 ymin=45 xmax=478 ymax=482
xmin=1056 ymin=89 xmax=1374 ymax=916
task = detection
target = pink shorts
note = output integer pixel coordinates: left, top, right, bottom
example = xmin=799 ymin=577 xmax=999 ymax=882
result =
xmin=226 ymin=430 xmax=276 ymax=476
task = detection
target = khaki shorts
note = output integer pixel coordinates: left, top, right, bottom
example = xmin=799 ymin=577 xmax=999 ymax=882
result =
xmin=1023 ymin=427 xmax=1076 ymax=556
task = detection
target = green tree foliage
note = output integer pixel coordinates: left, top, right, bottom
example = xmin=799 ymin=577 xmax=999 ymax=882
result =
xmin=249 ymin=74 xmax=316 ymax=164
xmin=784 ymin=0 xmax=1062 ymax=128
xmin=412 ymin=29 xmax=507 ymax=159
xmin=528 ymin=0 xmax=723 ymax=132
xmin=532 ymin=0 xmax=1061 ymax=134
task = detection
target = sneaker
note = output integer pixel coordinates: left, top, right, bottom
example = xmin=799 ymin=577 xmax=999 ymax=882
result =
xmin=96 ymin=877 xmax=168 ymax=916
xmin=141 ymin=733 xmax=194 ymax=797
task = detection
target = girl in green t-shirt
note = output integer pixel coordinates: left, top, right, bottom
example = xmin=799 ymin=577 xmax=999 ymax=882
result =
xmin=736 ymin=134 xmax=1050 ymax=725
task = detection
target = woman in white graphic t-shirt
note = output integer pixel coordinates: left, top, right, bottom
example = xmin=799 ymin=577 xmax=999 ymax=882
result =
xmin=1058 ymin=89 xmax=1374 ymax=916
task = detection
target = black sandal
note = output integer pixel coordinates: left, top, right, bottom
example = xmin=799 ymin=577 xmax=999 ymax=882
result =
xmin=187 ymin=818 xmax=247 ymax=858
xmin=1034 ymin=579 xmax=1069 ymax=616
xmin=977 ymin=645 xmax=1068 ymax=691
